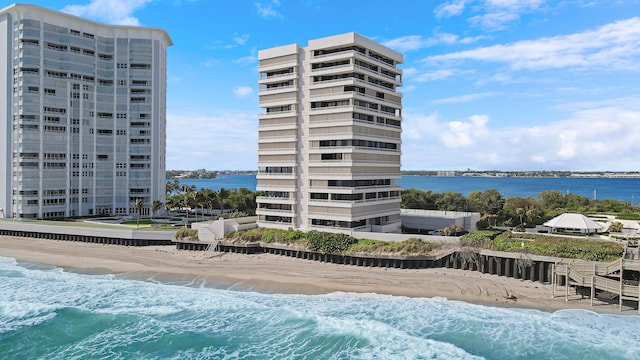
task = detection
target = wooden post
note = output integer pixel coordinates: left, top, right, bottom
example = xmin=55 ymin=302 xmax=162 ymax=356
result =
xmin=565 ymin=265 xmax=569 ymax=302
xmin=551 ymin=264 xmax=555 ymax=298
xmin=620 ymin=259 xmax=624 ymax=312
xmin=591 ymin=276 xmax=595 ymax=307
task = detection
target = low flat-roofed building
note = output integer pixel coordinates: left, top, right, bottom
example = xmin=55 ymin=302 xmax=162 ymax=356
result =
xmin=401 ymin=209 xmax=480 ymax=234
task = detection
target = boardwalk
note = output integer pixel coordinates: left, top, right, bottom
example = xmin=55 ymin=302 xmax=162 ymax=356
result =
xmin=552 ymin=255 xmax=640 ymax=313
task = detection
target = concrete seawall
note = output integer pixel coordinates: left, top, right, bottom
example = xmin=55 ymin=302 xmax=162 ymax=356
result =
xmin=0 ymin=221 xmax=174 ymax=246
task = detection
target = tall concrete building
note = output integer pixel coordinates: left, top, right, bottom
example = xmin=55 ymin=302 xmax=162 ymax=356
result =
xmin=256 ymin=33 xmax=403 ymax=233
xmin=0 ymin=4 xmax=171 ymax=219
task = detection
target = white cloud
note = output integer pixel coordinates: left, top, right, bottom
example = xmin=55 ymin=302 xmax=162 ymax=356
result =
xmin=432 ymin=92 xmax=499 ymax=104
xmin=166 ymin=111 xmax=258 ymax=170
xmin=234 ymin=55 xmax=257 ymax=65
xmin=442 ymin=115 xmax=489 ymax=148
xmin=383 ymin=32 xmax=485 ymax=52
xmin=61 ymin=0 xmax=151 ymax=26
xmin=434 ymin=0 xmax=548 ymax=31
xmin=233 ymin=34 xmax=250 ymax=45
xmin=413 ymin=69 xmax=458 ymax=82
xmin=233 ymin=86 xmax=253 ymax=97
xmin=255 ymin=1 xmax=283 ymax=19
xmin=211 ymin=34 xmax=251 ymax=50
xmin=423 ymin=17 xmax=640 ymax=72
xmin=435 ymin=0 xmax=468 ymax=18
xmin=401 ymin=99 xmax=640 ymax=171
xmin=468 ymin=11 xmax=519 ymax=31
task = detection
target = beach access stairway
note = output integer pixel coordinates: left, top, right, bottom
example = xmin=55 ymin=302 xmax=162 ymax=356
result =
xmin=552 ymin=255 xmax=640 ymax=313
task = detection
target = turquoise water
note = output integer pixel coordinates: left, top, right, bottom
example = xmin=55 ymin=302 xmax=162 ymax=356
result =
xmin=176 ymin=175 xmax=640 ymax=203
xmin=1 ymin=256 xmax=639 ymax=359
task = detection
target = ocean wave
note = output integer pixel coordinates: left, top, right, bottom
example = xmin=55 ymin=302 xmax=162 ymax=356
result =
xmin=1 ymin=257 xmax=639 ymax=359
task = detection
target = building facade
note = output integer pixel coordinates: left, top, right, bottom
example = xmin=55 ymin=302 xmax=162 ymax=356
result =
xmin=256 ymin=33 xmax=403 ymax=233
xmin=0 ymin=4 xmax=171 ymax=219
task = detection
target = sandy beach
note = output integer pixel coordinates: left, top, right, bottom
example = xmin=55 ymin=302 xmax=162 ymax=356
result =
xmin=0 ymin=235 xmax=631 ymax=314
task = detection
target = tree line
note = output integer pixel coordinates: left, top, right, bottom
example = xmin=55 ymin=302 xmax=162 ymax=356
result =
xmin=165 ymin=179 xmax=258 ymax=218
xmin=164 ymin=180 xmax=637 ymax=228
xmin=402 ymin=188 xmax=637 ymax=228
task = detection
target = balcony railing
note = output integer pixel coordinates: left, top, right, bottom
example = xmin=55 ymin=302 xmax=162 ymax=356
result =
xmin=259 ymin=71 xmax=296 ymax=80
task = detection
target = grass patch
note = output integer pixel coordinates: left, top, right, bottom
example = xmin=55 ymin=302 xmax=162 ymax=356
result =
xmin=346 ymin=237 xmax=438 ymax=256
xmin=174 ymin=227 xmax=198 ymax=241
xmin=461 ymin=230 xmax=624 ymax=262
xmin=616 ymin=213 xmax=640 ymax=220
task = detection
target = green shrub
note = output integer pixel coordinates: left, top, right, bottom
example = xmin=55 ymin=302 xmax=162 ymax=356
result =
xmin=459 ymin=230 xmax=503 ymax=248
xmin=223 ymin=229 xmax=442 ymax=257
xmin=286 ymin=230 xmax=306 ymax=240
xmin=305 ymin=231 xmax=356 ymax=254
xmin=490 ymin=232 xmax=623 ymax=261
xmin=476 ymin=219 xmax=490 ymax=230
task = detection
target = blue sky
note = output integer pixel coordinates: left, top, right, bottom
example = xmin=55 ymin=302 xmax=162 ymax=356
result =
xmin=26 ymin=0 xmax=640 ymax=171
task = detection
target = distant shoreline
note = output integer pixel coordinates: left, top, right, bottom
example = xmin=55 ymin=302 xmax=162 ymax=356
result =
xmin=167 ymin=171 xmax=640 ymax=179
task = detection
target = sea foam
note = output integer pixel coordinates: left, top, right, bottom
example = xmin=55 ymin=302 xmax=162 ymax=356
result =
xmin=1 ymin=256 xmax=639 ymax=359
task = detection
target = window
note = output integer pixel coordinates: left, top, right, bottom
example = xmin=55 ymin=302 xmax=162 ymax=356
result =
xmin=310 ymin=193 xmax=329 ymax=200
xmin=321 ymin=153 xmax=342 ymax=160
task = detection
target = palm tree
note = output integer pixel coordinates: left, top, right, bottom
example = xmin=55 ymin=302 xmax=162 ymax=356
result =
xmin=516 ymin=207 xmax=525 ymax=226
xmin=151 ymin=200 xmax=163 ymax=220
xmin=180 ymin=191 xmax=196 ymax=227
xmin=134 ymin=198 xmax=145 ymax=229
xmin=217 ymin=188 xmax=230 ymax=215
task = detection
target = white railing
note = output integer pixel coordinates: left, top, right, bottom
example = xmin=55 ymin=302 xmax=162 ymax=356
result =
xmin=311 ymin=63 xmax=352 ymax=72
xmin=259 ymin=71 xmax=296 ymax=80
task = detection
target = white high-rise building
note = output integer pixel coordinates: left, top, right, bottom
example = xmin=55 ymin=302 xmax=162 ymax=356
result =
xmin=257 ymin=33 xmax=403 ymax=233
xmin=0 ymin=4 xmax=172 ymax=219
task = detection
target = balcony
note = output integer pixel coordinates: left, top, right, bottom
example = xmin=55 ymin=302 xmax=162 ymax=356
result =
xmin=307 ymin=172 xmax=402 ymax=181
xmin=256 ymin=172 xmax=295 ymax=180
xmin=308 ymin=159 xmax=400 ymax=168
xmin=256 ymin=208 xmax=295 ymax=217
xmin=310 ymin=184 xmax=401 ymax=192
xmin=256 ymin=196 xmax=296 ymax=205
xmin=258 ymin=110 xmax=295 ymax=120
xmin=256 ymin=187 xmax=297 ymax=196
xmin=258 ymin=135 xmax=297 ymax=144
xmin=258 ymin=122 xmax=298 ymax=131
xmin=258 ymin=85 xmax=297 ymax=97
xmin=258 ymin=71 xmax=296 ymax=84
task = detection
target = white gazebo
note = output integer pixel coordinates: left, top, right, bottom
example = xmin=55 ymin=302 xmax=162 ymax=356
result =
xmin=543 ymin=213 xmax=606 ymax=234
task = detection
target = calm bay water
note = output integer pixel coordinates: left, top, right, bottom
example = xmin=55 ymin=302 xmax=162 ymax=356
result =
xmin=176 ymin=175 xmax=640 ymax=203
xmin=1 ymin=256 xmax=639 ymax=359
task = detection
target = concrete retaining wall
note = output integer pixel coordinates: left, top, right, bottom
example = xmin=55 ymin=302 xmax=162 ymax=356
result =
xmin=0 ymin=220 xmax=174 ymax=246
